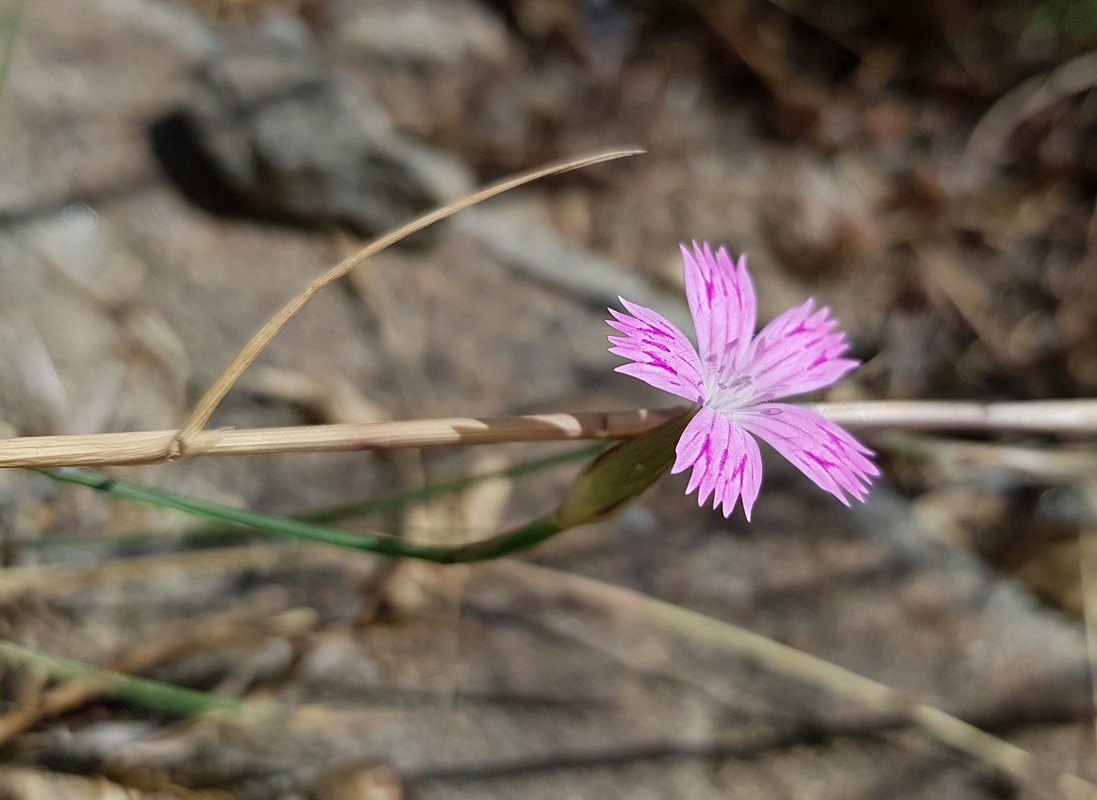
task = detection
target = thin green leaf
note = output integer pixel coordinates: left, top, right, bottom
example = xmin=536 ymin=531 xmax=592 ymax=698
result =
xmin=19 ymin=444 xmax=604 ymax=557
xmin=302 ymin=442 xmax=606 ymax=524
xmin=36 ymin=467 xmax=563 ymax=564
xmin=0 ymin=641 xmax=244 ymax=718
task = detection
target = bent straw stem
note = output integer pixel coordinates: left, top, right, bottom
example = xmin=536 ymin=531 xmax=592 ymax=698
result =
xmin=3 ymin=400 xmax=1097 ymax=470
xmin=810 ymin=399 xmax=1097 ymax=432
xmin=176 ymin=148 xmax=644 ymax=453
xmin=0 ymin=409 xmax=680 ymax=469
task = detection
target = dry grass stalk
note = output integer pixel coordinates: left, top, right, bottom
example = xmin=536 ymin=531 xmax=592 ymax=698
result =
xmin=813 ymin=399 xmax=1097 ymax=432
xmin=0 ymin=677 xmax=105 ymax=744
xmin=0 ymin=408 xmax=683 ymax=468
xmin=4 ymin=400 xmax=1097 ymax=469
xmin=476 ymin=560 xmax=1097 ymax=800
xmin=174 ymin=148 xmax=644 ymax=456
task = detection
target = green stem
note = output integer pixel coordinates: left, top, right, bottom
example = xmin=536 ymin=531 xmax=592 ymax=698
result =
xmin=302 ymin=443 xmax=605 ymax=524
xmin=0 ymin=642 xmax=243 ymax=717
xmin=38 ymin=467 xmax=564 ymax=564
xmin=18 ymin=445 xmax=601 ymax=556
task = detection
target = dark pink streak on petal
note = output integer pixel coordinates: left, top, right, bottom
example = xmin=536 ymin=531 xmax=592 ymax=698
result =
xmin=682 ymin=242 xmax=756 ymax=379
xmin=743 ymin=299 xmax=859 ymax=400
xmin=671 ymin=406 xmax=763 ymax=519
xmin=606 ymin=298 xmax=704 ymax=402
xmin=737 ymin=404 xmax=878 ymax=505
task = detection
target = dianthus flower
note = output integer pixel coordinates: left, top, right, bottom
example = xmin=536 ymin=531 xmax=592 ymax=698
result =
xmin=607 ymin=242 xmax=878 ymax=520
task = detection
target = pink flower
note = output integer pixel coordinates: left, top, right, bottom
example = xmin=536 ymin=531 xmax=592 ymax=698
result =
xmin=607 ymin=242 xmax=878 ymax=520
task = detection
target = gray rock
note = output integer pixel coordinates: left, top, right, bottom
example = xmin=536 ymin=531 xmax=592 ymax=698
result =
xmin=186 ymin=38 xmax=473 ymax=235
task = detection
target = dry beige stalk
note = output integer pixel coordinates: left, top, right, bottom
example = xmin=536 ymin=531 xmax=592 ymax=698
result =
xmin=5 ymin=400 xmax=1097 ymax=469
xmin=811 ymin=399 xmax=1097 ymax=432
xmin=0 ymin=678 xmax=104 ymax=744
xmin=471 ymin=560 xmax=1097 ymax=800
xmin=0 ymin=408 xmax=684 ymax=468
xmin=174 ymin=148 xmax=644 ymax=456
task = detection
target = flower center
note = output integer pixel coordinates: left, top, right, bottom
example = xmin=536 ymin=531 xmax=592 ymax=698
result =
xmin=706 ymin=374 xmax=758 ymax=415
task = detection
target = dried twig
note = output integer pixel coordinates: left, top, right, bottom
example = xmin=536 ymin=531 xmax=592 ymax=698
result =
xmin=174 ymin=148 xmax=644 ymax=456
xmin=813 ymin=399 xmax=1097 ymax=433
xmin=0 ymin=408 xmax=681 ymax=468
xmin=4 ymin=400 xmax=1097 ymax=470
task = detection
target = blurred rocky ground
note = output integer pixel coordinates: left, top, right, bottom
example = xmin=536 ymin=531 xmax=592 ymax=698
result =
xmin=1 ymin=0 xmax=1097 ymax=797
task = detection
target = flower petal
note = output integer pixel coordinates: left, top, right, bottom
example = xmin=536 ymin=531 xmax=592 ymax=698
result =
xmin=671 ymin=405 xmax=763 ymax=520
xmin=741 ymin=298 xmax=859 ymax=401
xmin=682 ymin=242 xmax=756 ymax=378
xmin=737 ymin=404 xmax=878 ymax=505
xmin=607 ymin=297 xmax=704 ymax=402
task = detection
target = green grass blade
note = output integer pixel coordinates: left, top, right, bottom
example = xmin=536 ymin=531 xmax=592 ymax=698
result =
xmin=33 ymin=414 xmax=693 ymax=563
xmin=0 ymin=641 xmax=244 ymax=717
xmin=18 ymin=444 xmax=604 ymax=559
xmin=302 ymin=442 xmax=606 ymax=524
xmin=36 ymin=467 xmax=565 ymax=563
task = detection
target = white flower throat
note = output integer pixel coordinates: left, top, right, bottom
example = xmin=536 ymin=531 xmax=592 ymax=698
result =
xmin=705 ymin=374 xmax=757 ymax=414
xmin=701 ymin=336 xmax=759 ymax=413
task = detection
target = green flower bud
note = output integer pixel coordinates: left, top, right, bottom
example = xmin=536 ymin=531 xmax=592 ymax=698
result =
xmin=553 ymin=408 xmax=697 ymax=529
